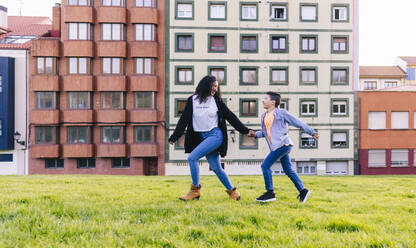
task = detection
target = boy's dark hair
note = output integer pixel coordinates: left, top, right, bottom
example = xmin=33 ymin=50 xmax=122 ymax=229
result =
xmin=266 ymin=91 xmax=281 ymax=107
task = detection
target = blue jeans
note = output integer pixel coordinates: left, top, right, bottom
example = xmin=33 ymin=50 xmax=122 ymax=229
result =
xmin=261 ymin=145 xmax=304 ymax=192
xmin=187 ymin=127 xmax=234 ymax=190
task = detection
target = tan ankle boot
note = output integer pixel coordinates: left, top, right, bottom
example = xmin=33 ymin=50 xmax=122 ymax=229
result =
xmin=226 ymin=188 xmax=241 ymax=200
xmin=179 ymin=184 xmax=201 ymax=201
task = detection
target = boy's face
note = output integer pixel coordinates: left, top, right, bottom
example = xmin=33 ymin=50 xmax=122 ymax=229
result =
xmin=262 ymin=95 xmax=275 ymax=109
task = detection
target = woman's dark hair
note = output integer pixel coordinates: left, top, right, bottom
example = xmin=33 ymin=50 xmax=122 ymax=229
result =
xmin=195 ymin=75 xmax=222 ymax=103
xmin=266 ymin=91 xmax=281 ymax=107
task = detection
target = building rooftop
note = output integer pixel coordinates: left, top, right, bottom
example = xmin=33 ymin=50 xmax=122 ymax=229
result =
xmin=0 ymin=16 xmax=51 ymax=49
xmin=359 ymin=66 xmax=407 ymax=78
xmin=398 ymin=56 xmax=416 ymax=65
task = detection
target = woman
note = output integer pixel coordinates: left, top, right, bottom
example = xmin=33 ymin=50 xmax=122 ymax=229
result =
xmin=168 ymin=75 xmax=255 ymax=201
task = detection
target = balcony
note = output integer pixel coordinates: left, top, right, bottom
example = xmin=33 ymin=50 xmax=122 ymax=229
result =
xmin=130 ymin=143 xmax=158 ymax=157
xmin=62 ymin=144 xmax=94 ymax=158
xmin=31 ymin=110 xmax=60 ymax=125
xmin=96 ymin=110 xmax=126 ymax=123
xmin=96 ymin=144 xmax=127 ymax=157
xmin=129 ymin=41 xmax=158 ymax=58
xmin=62 ymin=110 xmax=94 ymax=123
xmin=63 ymin=6 xmax=94 ymax=23
xmin=96 ymin=41 xmax=127 ymax=57
xmin=130 ymin=8 xmax=158 ymax=24
xmin=63 ymin=40 xmax=94 ymax=57
xmin=31 ymin=75 xmax=60 ymax=91
xmin=31 ymin=38 xmax=60 ymax=57
xmin=129 ymin=109 xmax=158 ymax=123
xmin=97 ymin=7 xmax=127 ymax=23
xmin=30 ymin=144 xmax=60 ymax=158
xmin=96 ymin=75 xmax=126 ymax=91
xmin=129 ymin=75 xmax=158 ymax=91
xmin=62 ymin=75 xmax=94 ymax=91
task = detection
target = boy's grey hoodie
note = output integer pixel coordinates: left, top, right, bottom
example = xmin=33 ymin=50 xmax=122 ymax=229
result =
xmin=256 ymin=108 xmax=316 ymax=151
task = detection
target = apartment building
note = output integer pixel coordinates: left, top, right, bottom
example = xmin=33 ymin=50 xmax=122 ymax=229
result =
xmin=396 ymin=56 xmax=416 ymax=85
xmin=166 ymin=0 xmax=358 ymax=176
xmin=29 ymin=0 xmax=166 ymax=175
xmin=359 ymin=66 xmax=406 ymax=91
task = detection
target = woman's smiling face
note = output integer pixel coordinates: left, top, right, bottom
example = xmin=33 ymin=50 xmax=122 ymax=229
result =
xmin=211 ymin=81 xmax=219 ymax=96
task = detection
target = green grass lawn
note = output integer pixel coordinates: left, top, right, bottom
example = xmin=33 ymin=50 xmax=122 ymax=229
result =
xmin=0 ymin=175 xmax=415 ymax=247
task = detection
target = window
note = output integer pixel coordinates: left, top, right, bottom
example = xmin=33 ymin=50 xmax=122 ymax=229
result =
xmin=270 ymin=35 xmax=287 ymax=53
xmin=136 ymin=58 xmax=156 ymax=74
xmin=68 ymin=23 xmax=92 ymax=40
xmin=77 ymin=159 xmax=95 ymax=168
xmin=326 ymin=161 xmax=348 ymax=175
xmin=101 ymin=92 xmax=123 ymax=109
xmin=301 ymin=68 xmax=316 ymax=84
xmin=300 ymin=100 xmax=317 ymax=116
xmin=300 ymin=5 xmax=317 ymax=21
xmin=241 ymin=99 xmax=257 ymax=117
xmin=37 ymin=57 xmax=57 ymax=74
xmin=36 ymin=92 xmax=57 ymax=109
xmin=271 ymin=4 xmax=287 ymax=21
xmin=240 ymin=135 xmax=257 ymax=149
xmin=332 ymin=6 xmax=348 ymax=21
xmin=176 ymin=67 xmax=193 ymax=84
xmin=331 ymin=131 xmax=348 ymax=148
xmin=112 ymin=158 xmax=130 ymax=168
xmin=135 ymin=24 xmax=157 ymax=41
xmin=407 ymin=68 xmax=415 ymax=80
xmin=45 ymin=159 xmax=64 ymax=169
xmin=384 ymin=81 xmax=398 ymax=88
xmin=102 ymin=0 xmax=124 ymax=7
xmin=35 ymin=127 xmax=57 ymax=144
xmin=241 ymin=4 xmax=257 ymax=20
xmin=102 ymin=24 xmax=125 ymax=41
xmin=68 ymin=126 xmax=89 ymax=144
xmin=209 ymin=35 xmax=226 ymax=52
xmin=176 ymin=34 xmax=193 ymax=52
xmin=368 ymin=150 xmax=386 ymax=168
xmin=391 ymin=149 xmax=409 ymax=167
xmin=69 ymin=57 xmax=90 ymax=74
xmin=136 ymin=0 xmax=156 ymax=7
xmin=101 ymin=126 xmax=123 ymax=143
xmin=135 ymin=126 xmax=156 ymax=143
xmin=68 ymin=0 xmax=91 ymax=6
xmin=68 ymin=92 xmax=90 ymax=109
xmin=301 ymin=36 xmax=317 ymax=53
xmin=241 ymin=35 xmax=257 ymax=53
xmin=363 ymin=81 xmax=377 ymax=90
xmin=135 ymin=92 xmax=156 ymax=109
xmin=332 ymin=37 xmax=347 ymax=53
xmin=391 ymin=112 xmax=409 ymax=129
xmin=368 ymin=112 xmax=386 ymax=130
xmin=209 ymin=67 xmax=225 ymax=84
xmin=332 ymin=100 xmax=348 ymax=116
xmin=176 ymin=99 xmax=187 ymax=116
xmin=209 ymin=2 xmax=226 ymax=20
xmin=176 ymin=2 xmax=193 ymax=19
xmin=332 ymin=68 xmax=348 ymax=85
xmin=0 ymin=35 xmax=37 ymax=44
xmin=270 ymin=67 xmax=288 ymax=84
xmin=279 ymin=99 xmax=288 ymax=110
xmin=102 ymin=58 xmax=123 ymax=74
xmin=300 ymin=133 xmax=317 ymax=149
xmin=297 ymin=162 xmax=317 ymax=175
xmin=240 ymin=67 xmax=257 ymax=85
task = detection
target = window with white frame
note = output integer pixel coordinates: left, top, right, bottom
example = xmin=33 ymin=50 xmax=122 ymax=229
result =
xmin=68 ymin=0 xmax=90 ymax=6
xmin=368 ymin=112 xmax=386 ymax=130
xmin=300 ymin=101 xmax=316 ymax=116
xmin=176 ymin=34 xmax=193 ymax=51
xmin=69 ymin=57 xmax=89 ymax=74
xmin=210 ymin=3 xmax=225 ymax=19
xmin=177 ymin=3 xmax=193 ymax=18
xmin=332 ymin=37 xmax=347 ymax=52
xmin=326 ymin=161 xmax=348 ymax=175
xmin=300 ymin=133 xmax=317 ymax=148
xmin=297 ymin=161 xmax=317 ymax=175
xmin=102 ymin=0 xmax=124 ymax=7
xmin=279 ymin=100 xmax=288 ymax=110
xmin=271 ymin=68 xmax=287 ymax=84
xmin=177 ymin=67 xmax=193 ymax=84
xmin=332 ymin=100 xmax=347 ymax=116
xmin=241 ymin=4 xmax=257 ymax=20
xmin=332 ymin=131 xmax=348 ymax=148
xmin=209 ymin=67 xmax=225 ymax=84
xmin=136 ymin=58 xmax=155 ymax=74
xmin=391 ymin=149 xmax=409 ymax=167
xmin=301 ymin=68 xmax=316 ymax=84
xmin=37 ymin=57 xmax=57 ymax=74
xmin=363 ymin=81 xmax=377 ymax=90
xmin=135 ymin=24 xmax=157 ymax=41
xmin=68 ymin=23 xmax=92 ymax=40
xmin=135 ymin=92 xmax=156 ymax=109
xmin=271 ymin=5 xmax=286 ymax=20
xmin=102 ymin=24 xmax=124 ymax=41
xmin=332 ymin=69 xmax=347 ymax=84
xmin=271 ymin=36 xmax=287 ymax=53
xmin=332 ymin=6 xmax=348 ymax=21
xmin=301 ymin=36 xmax=316 ymax=52
xmin=300 ymin=5 xmax=317 ymax=21
xmin=368 ymin=150 xmax=386 ymax=167
xmin=102 ymin=58 xmax=123 ymax=74
xmin=241 ymin=68 xmax=257 ymax=84
xmin=384 ymin=81 xmax=398 ymax=88
xmin=136 ymin=0 xmax=156 ymax=7
xmin=241 ymin=35 xmax=257 ymax=52
xmin=391 ymin=111 xmax=409 ymax=129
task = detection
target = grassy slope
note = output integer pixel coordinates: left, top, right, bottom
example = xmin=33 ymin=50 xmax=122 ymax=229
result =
xmin=0 ymin=175 xmax=415 ymax=248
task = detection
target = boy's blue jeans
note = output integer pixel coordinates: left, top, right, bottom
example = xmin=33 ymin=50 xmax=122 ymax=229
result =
xmin=187 ymin=127 xmax=234 ymax=190
xmin=261 ymin=145 xmax=304 ymax=192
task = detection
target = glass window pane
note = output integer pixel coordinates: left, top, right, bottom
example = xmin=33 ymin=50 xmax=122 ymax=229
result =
xmin=136 ymin=24 xmax=143 ymax=40
xmin=45 ymin=127 xmax=53 ymax=143
xmin=103 ymin=58 xmax=111 ymax=73
xmin=144 ymin=58 xmax=152 ymax=74
xmin=69 ymin=23 xmax=78 ymax=40
xmin=112 ymin=127 xmax=121 ymax=143
xmin=102 ymin=92 xmax=111 ymax=109
xmin=69 ymin=58 xmax=77 ymax=74
xmin=79 ymin=58 xmax=87 ymax=74
xmin=37 ymin=58 xmax=44 ymax=73
xmin=45 ymin=58 xmax=53 ymax=73
xmin=144 ymin=24 xmax=152 ymax=40
xmin=78 ymin=92 xmax=88 ymax=109
xmin=112 ymin=92 xmax=121 ymax=108
xmin=35 ymin=127 xmax=43 ymax=143
xmin=78 ymin=127 xmax=87 ymax=143
xmin=102 ymin=127 xmax=111 ymax=143
xmin=68 ymin=127 xmax=77 ymax=143
xmin=102 ymin=24 xmax=112 ymax=40
xmin=78 ymin=23 xmax=87 ymax=40
xmin=112 ymin=58 xmax=120 ymax=74
xmin=136 ymin=58 xmax=143 ymax=74
xmin=112 ymin=24 xmax=121 ymax=40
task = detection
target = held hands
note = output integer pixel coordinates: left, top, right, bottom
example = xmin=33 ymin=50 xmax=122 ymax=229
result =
xmin=247 ymin=130 xmax=256 ymax=137
xmin=313 ymin=133 xmax=319 ymax=140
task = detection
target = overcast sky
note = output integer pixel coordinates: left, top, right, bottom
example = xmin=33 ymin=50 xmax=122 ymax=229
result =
xmin=1 ymin=0 xmax=415 ymax=66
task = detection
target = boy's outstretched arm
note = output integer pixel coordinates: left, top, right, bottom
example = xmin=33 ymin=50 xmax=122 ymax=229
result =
xmin=282 ymin=109 xmax=316 ymax=136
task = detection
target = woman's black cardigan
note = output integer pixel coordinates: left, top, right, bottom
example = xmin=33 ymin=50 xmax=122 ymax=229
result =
xmin=168 ymin=95 xmax=250 ymax=157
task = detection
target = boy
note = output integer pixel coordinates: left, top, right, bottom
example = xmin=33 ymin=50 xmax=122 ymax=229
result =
xmin=248 ymin=92 xmax=319 ymax=203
